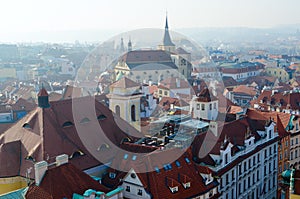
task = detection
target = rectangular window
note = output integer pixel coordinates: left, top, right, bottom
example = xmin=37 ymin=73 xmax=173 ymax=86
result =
xmin=226 ymin=174 xmax=229 ymax=184
xmin=159 ymin=90 xmax=162 ymax=94
xmin=258 ymin=153 xmax=260 ymax=162
xmin=239 ymin=164 xmax=242 ymax=175
xmin=197 ymin=104 xmax=200 ymax=110
xmin=257 ymin=170 xmax=259 ymax=180
xmin=244 ymin=162 xmax=247 ymax=172
xmin=291 ymin=151 xmax=294 ymax=160
xmin=296 ymin=138 xmax=298 ymax=144
xmin=253 ymin=156 xmax=256 ymax=164
xmin=253 ymin=173 xmax=255 ymax=185
xmin=138 ymin=189 xmax=143 ymax=196
xmin=225 ymin=153 xmax=228 ymax=164
xmin=126 ymin=186 xmax=130 ymax=192
xmin=201 ymin=104 xmax=205 ymax=111
xmin=214 ymin=103 xmax=217 ymax=109
xmin=232 ymin=170 xmax=235 ymax=180
xmin=264 ymin=150 xmax=267 ymax=159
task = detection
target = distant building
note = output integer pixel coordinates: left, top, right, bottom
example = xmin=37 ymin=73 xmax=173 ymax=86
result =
xmin=219 ymin=61 xmax=264 ymax=82
xmin=113 ymin=16 xmax=192 ymax=83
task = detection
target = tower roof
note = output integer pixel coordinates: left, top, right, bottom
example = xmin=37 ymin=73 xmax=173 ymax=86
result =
xmin=163 ymin=16 xmax=175 ymax=46
xmin=37 ymin=87 xmax=48 ymax=97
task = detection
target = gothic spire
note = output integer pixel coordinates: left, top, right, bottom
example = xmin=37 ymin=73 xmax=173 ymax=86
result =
xmin=163 ymin=15 xmax=175 ymax=46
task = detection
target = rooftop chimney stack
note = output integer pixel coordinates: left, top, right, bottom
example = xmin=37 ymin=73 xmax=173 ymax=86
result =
xmin=56 ymin=154 xmax=69 ymax=166
xmin=34 ymin=160 xmax=48 ymax=186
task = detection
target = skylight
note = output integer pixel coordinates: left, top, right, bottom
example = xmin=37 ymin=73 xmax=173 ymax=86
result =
xmin=155 ymin=167 xmax=160 ymax=173
xmin=132 ymin=155 xmax=137 ymax=161
xmin=124 ymin=154 xmax=128 ymax=160
xmin=175 ymin=161 xmax=181 ymax=167
xmin=97 ymin=114 xmax=107 ymax=120
xmin=185 ymin=157 xmax=190 ymax=163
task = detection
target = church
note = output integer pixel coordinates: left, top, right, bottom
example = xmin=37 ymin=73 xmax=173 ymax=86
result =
xmin=113 ymin=16 xmax=192 ymax=84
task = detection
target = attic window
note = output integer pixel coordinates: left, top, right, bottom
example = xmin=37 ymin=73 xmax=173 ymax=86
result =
xmin=175 ymin=161 xmax=181 ymax=167
xmin=23 ymin=123 xmax=31 ymax=129
xmin=70 ymin=150 xmax=84 ymax=159
xmin=25 ymin=156 xmax=35 ymax=162
xmin=169 ymin=186 xmax=178 ymax=193
xmin=109 ymin=172 xmax=116 ymax=179
xmin=80 ymin=117 xmax=90 ymax=124
xmin=97 ymin=114 xmax=107 ymax=120
xmin=62 ymin=121 xmax=73 ymax=127
xmin=97 ymin=143 xmax=110 ymax=151
xmin=183 ymin=182 xmax=191 ymax=189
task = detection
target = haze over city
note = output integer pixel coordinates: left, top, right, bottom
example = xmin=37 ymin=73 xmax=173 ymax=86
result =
xmin=1 ymin=0 xmax=300 ymax=42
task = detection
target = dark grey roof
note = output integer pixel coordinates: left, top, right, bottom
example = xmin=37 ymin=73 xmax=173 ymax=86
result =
xmin=130 ymin=63 xmax=178 ymax=71
xmin=163 ymin=16 xmax=175 ymax=46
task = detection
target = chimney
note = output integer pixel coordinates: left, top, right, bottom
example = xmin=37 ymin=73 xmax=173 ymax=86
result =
xmin=34 ymin=160 xmax=48 ymax=186
xmin=56 ymin=154 xmax=69 ymax=166
xmin=176 ymin=78 xmax=180 ymax=88
xmin=209 ymin=121 xmax=218 ymax=137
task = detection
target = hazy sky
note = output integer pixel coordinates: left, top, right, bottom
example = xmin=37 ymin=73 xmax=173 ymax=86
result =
xmin=0 ymin=0 xmax=299 ymax=42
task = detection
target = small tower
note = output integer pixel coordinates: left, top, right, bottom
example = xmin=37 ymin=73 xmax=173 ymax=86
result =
xmin=107 ymin=77 xmax=142 ymax=131
xmin=120 ymin=37 xmax=125 ymax=53
xmin=158 ymin=14 xmax=176 ymax=53
xmin=38 ymin=87 xmax=50 ymax=108
xmin=128 ymin=38 xmax=132 ymax=52
xmin=190 ymin=88 xmax=218 ymax=121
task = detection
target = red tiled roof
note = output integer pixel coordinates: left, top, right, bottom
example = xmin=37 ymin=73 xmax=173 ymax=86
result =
xmin=232 ymin=85 xmax=257 ymax=96
xmin=0 ymin=96 xmax=142 ymax=178
xmin=110 ymin=77 xmax=140 ymax=89
xmin=254 ymin=90 xmax=300 ymax=111
xmin=195 ymin=88 xmax=218 ymax=102
xmin=26 ymin=163 xmax=109 ymax=199
xmin=105 ymin=146 xmax=218 ymax=199
xmin=62 ymin=85 xmax=82 ymax=99
xmin=159 ymin=77 xmax=190 ymax=90
xmin=37 ymin=88 xmax=48 ymax=97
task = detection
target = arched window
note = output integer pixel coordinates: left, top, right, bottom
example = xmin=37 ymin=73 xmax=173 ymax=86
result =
xmin=115 ymin=105 xmax=120 ymax=116
xmin=131 ymin=105 xmax=136 ymax=121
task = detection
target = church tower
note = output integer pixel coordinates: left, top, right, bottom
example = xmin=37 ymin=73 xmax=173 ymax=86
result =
xmin=128 ymin=38 xmax=132 ymax=52
xmin=158 ymin=15 xmax=176 ymax=53
xmin=107 ymin=77 xmax=142 ymax=131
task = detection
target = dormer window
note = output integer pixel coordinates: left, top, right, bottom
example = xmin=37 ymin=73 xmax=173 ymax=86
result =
xmin=97 ymin=114 xmax=107 ymax=120
xmin=182 ymin=182 xmax=191 ymax=189
xmin=62 ymin=121 xmax=73 ymax=128
xmin=109 ymin=172 xmax=116 ymax=179
xmin=23 ymin=123 xmax=31 ymax=129
xmin=80 ymin=117 xmax=90 ymax=124
xmin=170 ymin=186 xmax=178 ymax=193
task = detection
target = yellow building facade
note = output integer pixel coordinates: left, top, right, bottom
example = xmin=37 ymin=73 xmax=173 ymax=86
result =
xmin=265 ymin=67 xmax=290 ymax=82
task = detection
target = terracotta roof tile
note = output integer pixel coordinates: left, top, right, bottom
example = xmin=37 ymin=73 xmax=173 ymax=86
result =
xmin=0 ymin=96 xmax=142 ymax=178
xmin=26 ymin=163 xmax=109 ymax=199
xmin=110 ymin=77 xmax=140 ymax=89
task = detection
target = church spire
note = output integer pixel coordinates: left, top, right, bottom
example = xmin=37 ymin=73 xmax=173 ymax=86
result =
xmin=128 ymin=37 xmax=132 ymax=52
xmin=163 ymin=14 xmax=175 ymax=47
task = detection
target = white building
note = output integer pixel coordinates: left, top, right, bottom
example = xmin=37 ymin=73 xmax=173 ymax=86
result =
xmin=190 ymin=88 xmax=218 ymax=121
xmin=195 ymin=117 xmax=278 ymax=199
